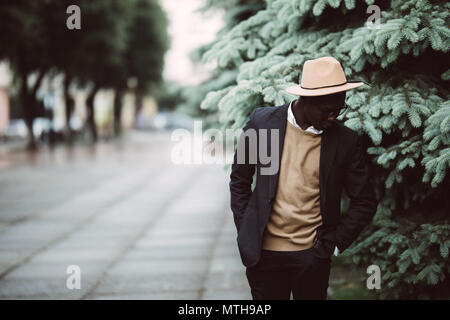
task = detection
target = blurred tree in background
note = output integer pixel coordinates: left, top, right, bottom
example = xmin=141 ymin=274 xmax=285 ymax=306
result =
xmin=0 ymin=0 xmax=169 ymax=147
xmin=200 ymin=0 xmax=449 ymax=299
xmin=176 ymin=0 xmax=266 ymax=127
xmin=152 ymin=81 xmax=185 ymax=113
xmin=50 ymin=0 xmax=131 ymax=143
xmin=0 ymin=1 xmax=52 ymax=149
xmin=119 ymin=0 xmax=169 ymax=137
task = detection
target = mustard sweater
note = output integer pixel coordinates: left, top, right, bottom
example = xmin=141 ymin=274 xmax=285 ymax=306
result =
xmin=262 ymin=120 xmax=323 ymax=251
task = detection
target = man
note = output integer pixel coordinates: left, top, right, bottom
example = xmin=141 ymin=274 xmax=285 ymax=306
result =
xmin=230 ymin=56 xmax=378 ymax=300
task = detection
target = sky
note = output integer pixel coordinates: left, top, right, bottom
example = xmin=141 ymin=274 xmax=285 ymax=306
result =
xmin=161 ymin=0 xmax=224 ymax=86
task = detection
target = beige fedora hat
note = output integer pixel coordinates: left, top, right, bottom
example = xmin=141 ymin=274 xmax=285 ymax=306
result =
xmin=286 ymin=56 xmax=364 ymax=96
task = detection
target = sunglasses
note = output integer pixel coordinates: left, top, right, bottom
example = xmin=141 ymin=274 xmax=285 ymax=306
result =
xmin=321 ymin=103 xmax=348 ymax=118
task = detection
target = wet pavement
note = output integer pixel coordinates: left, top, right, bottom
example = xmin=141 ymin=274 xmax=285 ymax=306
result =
xmin=0 ymin=131 xmax=251 ymax=299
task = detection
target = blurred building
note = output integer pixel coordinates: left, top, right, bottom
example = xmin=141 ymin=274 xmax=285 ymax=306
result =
xmin=0 ymin=62 xmax=11 ymax=137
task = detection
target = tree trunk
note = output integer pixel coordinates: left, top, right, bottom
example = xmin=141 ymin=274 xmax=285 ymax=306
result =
xmin=19 ymin=69 xmax=36 ymax=151
xmin=113 ymin=87 xmax=124 ymax=137
xmin=22 ymin=93 xmax=36 ymax=151
xmin=16 ymin=63 xmax=47 ymax=150
xmin=134 ymin=91 xmax=144 ymax=128
xmin=85 ymin=84 xmax=100 ymax=143
xmin=64 ymin=74 xmax=75 ymax=144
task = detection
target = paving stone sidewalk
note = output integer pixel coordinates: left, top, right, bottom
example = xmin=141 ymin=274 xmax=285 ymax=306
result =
xmin=0 ymin=131 xmax=251 ymax=300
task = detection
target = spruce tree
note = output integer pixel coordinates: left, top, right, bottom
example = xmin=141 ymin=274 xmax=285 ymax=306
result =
xmin=176 ymin=0 xmax=265 ymax=124
xmin=201 ymin=0 xmax=450 ymax=299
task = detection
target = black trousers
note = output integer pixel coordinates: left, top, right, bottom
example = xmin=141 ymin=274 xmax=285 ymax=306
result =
xmin=245 ymin=247 xmax=331 ymax=300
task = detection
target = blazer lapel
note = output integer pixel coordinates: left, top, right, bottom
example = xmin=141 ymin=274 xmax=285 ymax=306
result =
xmin=319 ymin=125 xmax=338 ymax=211
xmin=267 ymin=104 xmax=288 ymax=198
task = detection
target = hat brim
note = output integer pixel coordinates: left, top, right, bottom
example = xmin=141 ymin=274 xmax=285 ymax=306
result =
xmin=285 ymin=82 xmax=364 ymax=96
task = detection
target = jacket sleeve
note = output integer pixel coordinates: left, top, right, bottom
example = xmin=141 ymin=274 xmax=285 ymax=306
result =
xmin=229 ymin=110 xmax=257 ymax=231
xmin=334 ymin=134 xmax=378 ymax=252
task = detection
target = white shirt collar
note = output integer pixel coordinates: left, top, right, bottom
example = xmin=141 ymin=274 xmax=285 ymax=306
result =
xmin=287 ymin=100 xmax=323 ymax=135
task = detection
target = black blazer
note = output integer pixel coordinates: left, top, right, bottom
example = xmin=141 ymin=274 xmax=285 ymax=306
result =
xmin=230 ymin=103 xmax=378 ymax=267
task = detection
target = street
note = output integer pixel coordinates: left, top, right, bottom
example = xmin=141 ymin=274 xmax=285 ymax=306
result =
xmin=0 ymin=131 xmax=251 ymax=299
